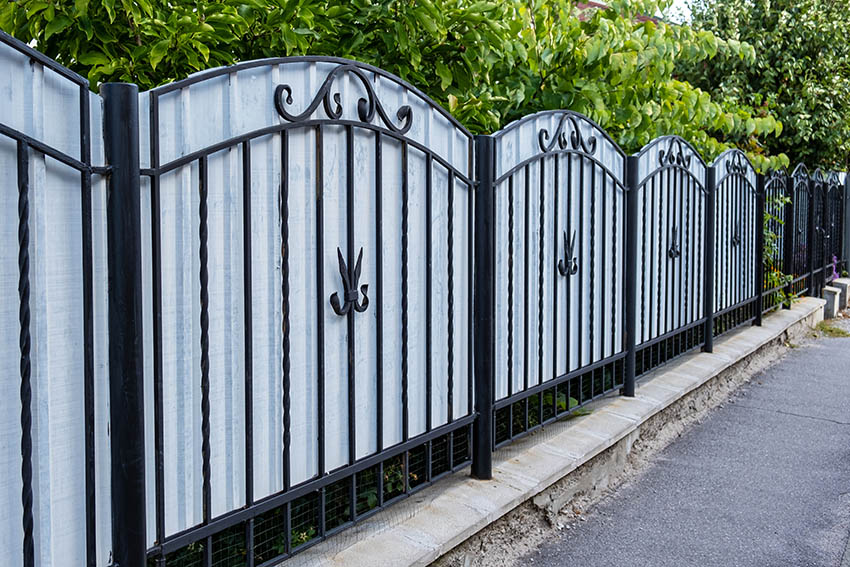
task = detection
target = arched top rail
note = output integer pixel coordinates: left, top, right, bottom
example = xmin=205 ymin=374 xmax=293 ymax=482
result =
xmin=826 ymin=171 xmax=843 ymax=191
xmin=812 ymin=168 xmax=827 ymax=185
xmin=712 ymin=149 xmax=757 ymax=192
xmin=634 ymin=136 xmax=707 ymax=191
xmin=140 ymin=56 xmax=472 ymax=173
xmin=491 ymin=109 xmax=625 ymax=182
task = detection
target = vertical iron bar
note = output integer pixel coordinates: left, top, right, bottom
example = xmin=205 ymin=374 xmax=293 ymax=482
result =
xmin=79 ymin=84 xmax=97 ymax=567
xmin=402 ymin=141 xmax=409 ymax=443
xmin=198 ymin=155 xmax=212 ymax=567
xmin=281 ymin=130 xmax=291 ymax=492
xmin=472 ymin=134 xmax=495 ymax=479
xmin=623 ymin=156 xmax=638 ymax=397
xmin=148 ymin=89 xmax=166 ymax=565
xmin=316 ymin=125 xmax=326 ymax=478
xmin=345 ymin=125 xmax=357 ymax=524
xmin=375 ymin=133 xmax=384 ymax=452
xmin=754 ymin=173 xmax=765 ymax=325
xmin=242 ymin=139 xmax=255 ymax=566
xmin=17 ymin=139 xmax=34 ymax=567
xmin=447 ymin=169 xmax=455 ymax=423
xmin=102 ymin=83 xmax=147 ymax=567
xmin=426 ymin=153 xmax=433 ymax=432
xmin=703 ymin=165 xmax=717 ymax=352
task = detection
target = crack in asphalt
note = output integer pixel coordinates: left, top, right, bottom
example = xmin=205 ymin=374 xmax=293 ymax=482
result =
xmin=728 ymin=403 xmax=850 ymax=426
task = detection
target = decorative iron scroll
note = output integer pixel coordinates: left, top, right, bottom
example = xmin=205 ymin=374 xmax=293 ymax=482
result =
xmin=274 ymin=64 xmax=413 ymax=133
xmin=538 ymin=113 xmax=598 ymax=154
xmin=725 ymin=151 xmax=749 ymax=176
xmin=330 ymin=247 xmax=369 ymax=316
xmin=658 ymin=137 xmax=693 ymax=168
xmin=558 ymin=230 xmax=579 ymax=276
xmin=668 ymin=224 xmax=681 ymax=259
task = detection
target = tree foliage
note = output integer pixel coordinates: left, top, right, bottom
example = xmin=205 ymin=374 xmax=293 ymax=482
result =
xmin=1 ymin=0 xmax=786 ymax=167
xmin=683 ymin=0 xmax=850 ymax=170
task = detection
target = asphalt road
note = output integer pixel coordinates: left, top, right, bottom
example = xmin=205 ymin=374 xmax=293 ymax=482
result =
xmin=523 ymin=326 xmax=850 ymax=567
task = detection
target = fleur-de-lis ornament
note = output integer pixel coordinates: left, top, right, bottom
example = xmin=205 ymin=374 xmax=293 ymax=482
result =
xmin=731 ymin=221 xmax=742 ymax=247
xmin=558 ymin=230 xmax=579 ymax=276
xmin=330 ymin=247 xmax=369 ymax=316
xmin=668 ymin=225 xmax=681 ymax=259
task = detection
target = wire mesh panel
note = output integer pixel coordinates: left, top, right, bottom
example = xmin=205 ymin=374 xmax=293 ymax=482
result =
xmin=633 ymin=137 xmax=707 ymax=375
xmin=490 ymin=111 xmax=626 ymax=446
xmin=763 ymin=170 xmax=789 ymax=314
xmin=0 ymin=31 xmax=111 ymax=567
xmin=712 ymin=150 xmax=759 ymax=336
xmin=138 ymin=57 xmax=475 ymax=565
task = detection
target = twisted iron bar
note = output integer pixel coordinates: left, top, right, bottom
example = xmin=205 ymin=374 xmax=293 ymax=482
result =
xmin=274 ymin=64 xmax=413 ymax=133
xmin=198 ymin=160 xmax=211 ymax=524
xmin=538 ymin=113 xmax=598 ymax=154
xmin=658 ymin=137 xmax=693 ymax=168
xmin=18 ymin=141 xmax=34 ymax=567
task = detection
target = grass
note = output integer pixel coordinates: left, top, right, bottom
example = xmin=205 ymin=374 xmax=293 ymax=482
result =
xmin=816 ymin=321 xmax=850 ymax=338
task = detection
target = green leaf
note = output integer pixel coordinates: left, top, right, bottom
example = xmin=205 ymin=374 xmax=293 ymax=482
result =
xmin=44 ymin=15 xmax=72 ymax=40
xmin=435 ymin=61 xmax=452 ymax=91
xmin=149 ymin=39 xmax=170 ymax=70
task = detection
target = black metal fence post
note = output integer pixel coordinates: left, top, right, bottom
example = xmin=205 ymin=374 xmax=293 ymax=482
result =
xmin=703 ymin=165 xmax=717 ymax=352
xmin=102 ymin=83 xmax=147 ymax=567
xmin=754 ymin=173 xmax=766 ymax=325
xmin=783 ymin=172 xmax=794 ymax=308
xmin=623 ymin=156 xmax=639 ymax=397
xmin=841 ymin=176 xmax=850 ymax=276
xmin=472 ymin=134 xmax=495 ymax=480
xmin=806 ymin=174 xmax=816 ymax=297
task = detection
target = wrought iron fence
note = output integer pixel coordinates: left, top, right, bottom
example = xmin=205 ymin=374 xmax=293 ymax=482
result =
xmin=2 ymin=33 xmax=849 ymax=567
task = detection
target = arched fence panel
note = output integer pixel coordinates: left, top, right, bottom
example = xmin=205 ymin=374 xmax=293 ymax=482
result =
xmin=789 ymin=164 xmax=813 ymax=298
xmin=824 ymin=172 xmax=845 ymax=283
xmin=488 ymin=111 xmax=627 ymax=447
xmin=138 ymin=58 xmax=475 ymax=565
xmin=632 ymin=137 xmax=708 ymax=376
xmin=711 ymin=150 xmax=760 ymax=335
xmin=762 ymin=170 xmax=788 ymax=315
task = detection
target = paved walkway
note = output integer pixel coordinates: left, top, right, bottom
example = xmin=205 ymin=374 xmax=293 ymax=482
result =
xmin=524 ymin=323 xmax=850 ymax=567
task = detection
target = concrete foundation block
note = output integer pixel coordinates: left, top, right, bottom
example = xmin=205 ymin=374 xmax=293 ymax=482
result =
xmin=822 ymin=285 xmax=841 ymax=319
xmin=832 ymin=278 xmax=850 ymax=309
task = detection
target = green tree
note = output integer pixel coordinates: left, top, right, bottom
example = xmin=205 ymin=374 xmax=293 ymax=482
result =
xmin=682 ymin=0 xmax=850 ymax=170
xmin=1 ymin=0 xmax=786 ymax=167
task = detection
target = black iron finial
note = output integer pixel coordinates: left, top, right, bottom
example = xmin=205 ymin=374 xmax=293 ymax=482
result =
xmin=330 ymin=247 xmax=369 ymax=316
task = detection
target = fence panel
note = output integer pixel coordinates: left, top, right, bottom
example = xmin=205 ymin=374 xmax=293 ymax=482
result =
xmin=489 ymin=111 xmax=626 ymax=446
xmin=0 ymin=33 xmax=111 ymax=567
xmin=824 ymin=172 xmax=845 ymax=282
xmin=788 ymin=164 xmax=812 ymax=297
xmin=763 ymin=169 xmax=789 ymax=314
xmin=633 ymin=137 xmax=707 ymax=375
xmin=711 ymin=150 xmax=759 ymax=334
xmin=138 ymin=57 xmax=475 ymax=564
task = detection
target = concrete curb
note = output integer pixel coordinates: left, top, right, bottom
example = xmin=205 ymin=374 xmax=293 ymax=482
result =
xmin=286 ymin=298 xmax=825 ymax=567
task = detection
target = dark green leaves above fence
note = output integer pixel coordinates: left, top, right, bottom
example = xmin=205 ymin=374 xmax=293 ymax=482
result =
xmin=1 ymin=0 xmax=787 ymax=169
